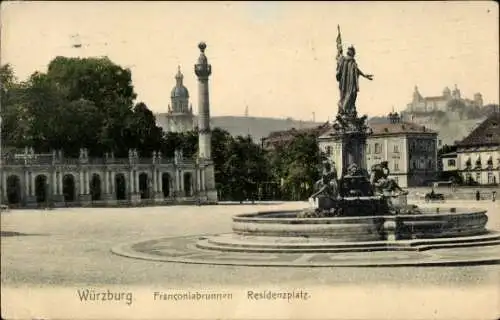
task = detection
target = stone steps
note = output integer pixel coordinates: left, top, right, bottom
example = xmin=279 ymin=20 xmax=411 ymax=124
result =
xmin=195 ymin=232 xmax=500 ymax=254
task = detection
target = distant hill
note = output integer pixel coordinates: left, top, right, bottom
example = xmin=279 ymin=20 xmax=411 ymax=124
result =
xmin=155 ymin=114 xmax=324 ymax=142
xmin=209 ymin=116 xmax=323 ymax=141
xmin=157 ymin=113 xmax=494 ymax=147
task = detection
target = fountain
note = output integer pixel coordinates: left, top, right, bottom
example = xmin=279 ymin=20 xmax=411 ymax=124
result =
xmin=112 ymin=34 xmax=500 ymax=267
xmin=194 ymin=26 xmax=499 ymax=257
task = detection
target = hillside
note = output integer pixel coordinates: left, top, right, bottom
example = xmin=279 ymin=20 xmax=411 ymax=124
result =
xmin=156 ymin=113 xmax=323 ymax=142
xmin=157 ymin=114 xmax=489 ymax=146
xmin=209 ymin=116 xmax=322 ymax=141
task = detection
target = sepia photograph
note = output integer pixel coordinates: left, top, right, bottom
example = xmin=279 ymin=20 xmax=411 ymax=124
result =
xmin=1 ymin=1 xmax=499 ymax=319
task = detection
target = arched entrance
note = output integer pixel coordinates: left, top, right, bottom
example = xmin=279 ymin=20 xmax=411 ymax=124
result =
xmin=115 ymin=173 xmax=127 ymax=200
xmin=162 ymin=173 xmax=170 ymax=197
xmin=6 ymin=175 xmax=22 ymax=205
xmin=139 ymin=173 xmax=149 ymax=199
xmin=183 ymin=172 xmax=193 ymax=196
xmin=62 ymin=174 xmax=76 ymax=202
xmin=90 ymin=174 xmax=102 ymax=201
xmin=35 ymin=175 xmax=48 ymax=204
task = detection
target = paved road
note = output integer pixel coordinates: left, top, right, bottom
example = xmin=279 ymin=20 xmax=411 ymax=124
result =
xmin=1 ymin=201 xmax=499 ymax=287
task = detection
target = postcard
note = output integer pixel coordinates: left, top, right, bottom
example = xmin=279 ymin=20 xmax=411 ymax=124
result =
xmin=1 ymin=1 xmax=499 ymax=319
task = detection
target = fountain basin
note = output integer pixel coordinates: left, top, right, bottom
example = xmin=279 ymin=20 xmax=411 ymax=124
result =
xmin=231 ymin=208 xmax=488 ymax=241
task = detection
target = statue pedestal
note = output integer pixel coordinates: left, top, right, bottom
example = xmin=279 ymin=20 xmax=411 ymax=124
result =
xmin=329 ymin=111 xmax=371 ymax=176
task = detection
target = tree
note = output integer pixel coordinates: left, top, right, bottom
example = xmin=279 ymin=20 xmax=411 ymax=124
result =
xmin=267 ymin=132 xmax=324 ymax=200
xmin=127 ymin=102 xmax=164 ymax=157
xmin=43 ymin=56 xmax=139 ymax=156
xmin=1 ymin=64 xmax=27 ymax=148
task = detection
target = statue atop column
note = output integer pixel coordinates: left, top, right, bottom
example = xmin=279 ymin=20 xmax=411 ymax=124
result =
xmin=335 ymin=25 xmax=373 ymax=116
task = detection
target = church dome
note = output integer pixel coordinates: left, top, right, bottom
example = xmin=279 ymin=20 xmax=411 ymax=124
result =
xmin=171 ymin=66 xmax=189 ymax=99
xmin=171 ymin=86 xmax=189 ymax=98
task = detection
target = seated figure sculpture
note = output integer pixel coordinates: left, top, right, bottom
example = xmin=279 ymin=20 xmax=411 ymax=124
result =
xmin=370 ymin=161 xmax=408 ymax=196
xmin=310 ymin=161 xmax=339 ymax=210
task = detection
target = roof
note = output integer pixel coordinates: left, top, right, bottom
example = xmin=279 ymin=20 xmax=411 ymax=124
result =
xmin=369 ymin=121 xmax=436 ymax=135
xmin=440 ymin=152 xmax=457 ymax=158
xmin=317 ymin=121 xmax=435 ymax=139
xmin=264 ymin=122 xmax=330 ymax=146
xmin=457 ymin=113 xmax=500 ymax=147
xmin=266 ymin=122 xmax=330 ymax=139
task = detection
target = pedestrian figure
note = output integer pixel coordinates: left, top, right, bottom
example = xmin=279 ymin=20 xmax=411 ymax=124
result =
xmin=476 ymin=190 xmax=480 ymax=201
xmin=492 ymin=191 xmax=496 ymax=202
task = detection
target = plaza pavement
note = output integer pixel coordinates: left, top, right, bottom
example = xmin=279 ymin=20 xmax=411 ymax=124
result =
xmin=1 ymin=200 xmax=499 ymax=288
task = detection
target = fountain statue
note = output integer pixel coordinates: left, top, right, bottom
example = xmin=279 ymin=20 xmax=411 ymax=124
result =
xmin=303 ymin=26 xmax=412 ymax=218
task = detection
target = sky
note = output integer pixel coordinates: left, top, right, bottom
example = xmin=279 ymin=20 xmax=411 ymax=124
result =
xmin=1 ymin=1 xmax=499 ymax=121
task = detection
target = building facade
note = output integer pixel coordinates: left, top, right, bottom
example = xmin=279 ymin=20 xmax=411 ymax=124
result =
xmin=441 ymin=114 xmax=500 ymax=185
xmin=407 ymin=84 xmax=483 ymax=113
xmin=0 ymin=148 xmax=216 ymax=207
xmin=318 ymin=113 xmax=438 ymax=187
xmin=155 ymin=67 xmax=196 ymax=133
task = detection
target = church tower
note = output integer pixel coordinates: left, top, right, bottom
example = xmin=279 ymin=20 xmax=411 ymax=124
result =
xmin=165 ymin=66 xmax=195 ymax=133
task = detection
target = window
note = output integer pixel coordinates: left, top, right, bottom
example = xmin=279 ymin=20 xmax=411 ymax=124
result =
xmin=487 ymin=157 xmax=493 ymax=168
xmin=475 ymin=157 xmax=482 ymax=168
xmin=465 ymin=158 xmax=472 ymax=169
xmin=488 ymin=172 xmax=494 ymax=184
xmin=476 ymin=172 xmax=481 ymax=184
xmin=367 ymin=144 xmax=371 ymax=154
xmin=428 ymin=159 xmax=432 ymax=169
xmin=393 ymin=145 xmax=399 ymax=153
xmin=325 ymin=146 xmax=332 ymax=156
xmin=374 ymin=143 xmax=382 ymax=154
xmin=412 ymin=160 xmax=417 ymax=169
xmin=447 ymin=159 xmax=456 ymax=167
xmin=394 ymin=162 xmax=399 ymax=171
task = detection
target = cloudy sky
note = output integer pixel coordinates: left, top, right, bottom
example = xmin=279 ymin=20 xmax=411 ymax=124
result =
xmin=1 ymin=1 xmax=498 ymax=121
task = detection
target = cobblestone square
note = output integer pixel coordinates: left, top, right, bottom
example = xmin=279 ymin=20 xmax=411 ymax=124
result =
xmin=1 ymin=200 xmax=499 ymax=287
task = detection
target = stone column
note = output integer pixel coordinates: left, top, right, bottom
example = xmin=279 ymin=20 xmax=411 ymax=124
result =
xmin=175 ymin=169 xmax=179 ymax=192
xmin=195 ymin=42 xmax=212 ymax=160
xmin=129 ymin=171 xmax=134 ymax=194
xmin=24 ymin=171 xmax=30 ymax=198
xmin=135 ymin=171 xmax=139 ymax=194
xmin=79 ymin=171 xmax=84 ymax=195
xmin=85 ymin=171 xmax=90 ymax=194
xmin=196 ymin=169 xmax=201 ymax=192
xmin=30 ymin=172 xmax=35 ymax=196
xmin=104 ymin=171 xmax=108 ymax=194
xmin=158 ymin=171 xmax=163 ymax=193
xmin=111 ymin=172 xmax=115 ymax=195
xmin=201 ymin=169 xmax=205 ymax=191
xmin=153 ymin=169 xmax=158 ymax=193
xmin=58 ymin=172 xmax=63 ymax=195
xmin=180 ymin=171 xmax=184 ymax=193
xmin=52 ymin=171 xmax=57 ymax=195
xmin=1 ymin=171 xmax=6 ymax=198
